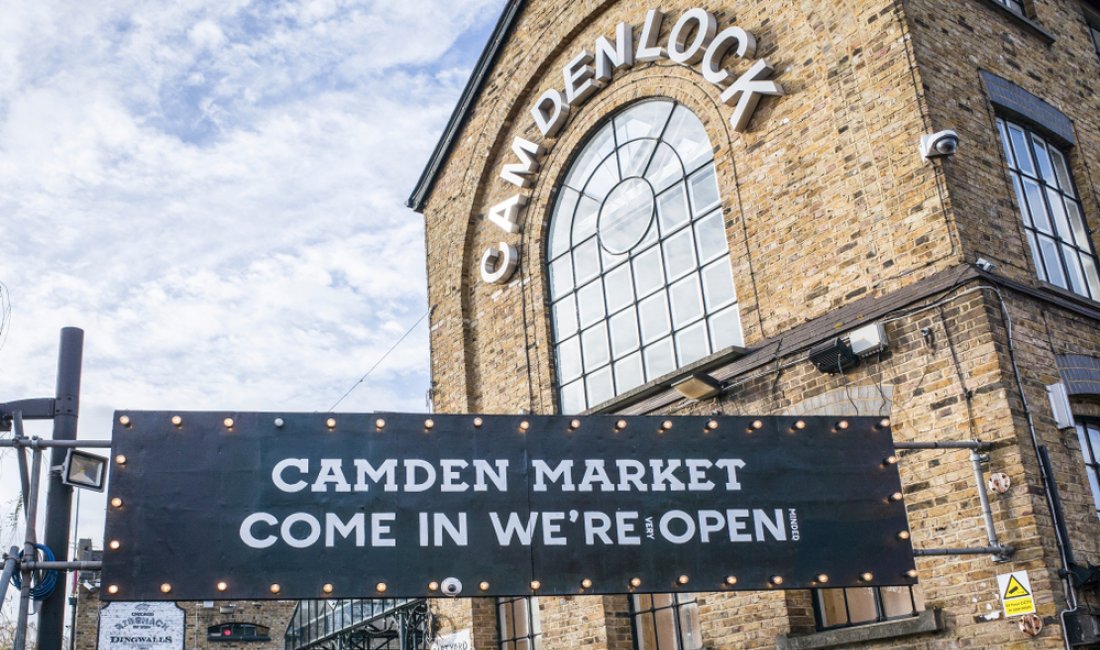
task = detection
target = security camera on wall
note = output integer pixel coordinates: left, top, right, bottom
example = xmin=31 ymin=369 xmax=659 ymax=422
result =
xmin=440 ymin=577 xmax=462 ymax=596
xmin=921 ymin=130 xmax=960 ymax=160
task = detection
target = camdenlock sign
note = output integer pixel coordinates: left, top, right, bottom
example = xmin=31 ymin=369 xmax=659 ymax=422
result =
xmin=101 ymin=412 xmax=916 ymax=600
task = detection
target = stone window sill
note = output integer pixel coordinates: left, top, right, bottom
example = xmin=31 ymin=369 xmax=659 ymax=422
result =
xmin=1038 ymin=281 xmax=1100 ymax=312
xmin=776 ymin=609 xmax=945 ymax=650
xmin=975 ymin=0 xmax=1056 ymax=44
xmin=583 ymin=344 xmax=748 ymax=414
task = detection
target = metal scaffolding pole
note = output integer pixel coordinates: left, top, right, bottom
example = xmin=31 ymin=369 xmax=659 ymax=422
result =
xmin=15 ymin=447 xmax=43 ymax=650
xmin=39 ymin=327 xmax=84 ymax=650
xmin=893 ymin=440 xmax=1014 ymax=561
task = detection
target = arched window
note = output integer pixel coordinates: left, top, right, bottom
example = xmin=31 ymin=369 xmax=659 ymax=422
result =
xmin=547 ymin=99 xmax=741 ymax=413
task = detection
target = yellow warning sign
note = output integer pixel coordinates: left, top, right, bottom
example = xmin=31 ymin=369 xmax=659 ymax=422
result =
xmin=1003 ymin=575 xmax=1030 ymax=599
xmin=996 ymin=571 xmax=1036 ymax=617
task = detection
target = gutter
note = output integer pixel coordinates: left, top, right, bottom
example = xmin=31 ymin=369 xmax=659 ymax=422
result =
xmin=406 ymin=0 xmax=526 ymax=213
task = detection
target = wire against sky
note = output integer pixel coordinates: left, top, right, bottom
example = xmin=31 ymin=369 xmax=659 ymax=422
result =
xmin=327 ymin=309 xmax=430 ymax=412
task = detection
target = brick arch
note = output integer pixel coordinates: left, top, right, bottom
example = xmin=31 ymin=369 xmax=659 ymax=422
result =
xmin=515 ymin=65 xmax=767 ymax=411
xmin=449 ymin=5 xmax=787 ymax=413
xmin=1057 ymin=354 xmax=1100 ymax=398
xmin=449 ymin=0 xmax=630 ymax=412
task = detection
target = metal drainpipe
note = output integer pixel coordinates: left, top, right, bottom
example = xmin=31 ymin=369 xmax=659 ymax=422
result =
xmin=970 ymin=450 xmax=1007 ymax=561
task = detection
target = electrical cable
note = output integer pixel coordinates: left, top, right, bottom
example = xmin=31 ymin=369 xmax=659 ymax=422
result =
xmin=327 ymin=309 xmax=430 ymax=412
xmin=0 ymin=281 xmax=11 ymax=354
xmin=10 ymin=543 xmax=57 ymax=601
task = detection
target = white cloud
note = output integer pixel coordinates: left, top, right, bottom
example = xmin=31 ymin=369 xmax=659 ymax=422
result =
xmin=0 ymin=0 xmax=505 ymax=575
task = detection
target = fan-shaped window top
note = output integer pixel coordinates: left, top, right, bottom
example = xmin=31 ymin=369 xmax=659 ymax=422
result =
xmin=547 ymin=100 xmax=742 ymax=414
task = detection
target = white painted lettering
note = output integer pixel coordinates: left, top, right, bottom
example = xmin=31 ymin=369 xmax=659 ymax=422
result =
xmin=281 ymin=513 xmax=321 ymax=549
xmin=487 ymin=193 xmax=527 ymax=234
xmin=615 ymin=459 xmax=649 ymax=491
xmin=563 ymin=51 xmax=598 ymax=105
xmin=649 ymin=459 xmax=686 ymax=491
xmin=240 ymin=513 xmax=278 ymax=549
xmin=659 ymin=510 xmax=695 ymax=544
xmin=404 ymin=459 xmax=437 ymax=492
xmin=439 ymin=459 xmax=469 ymax=493
xmin=312 ymin=458 xmax=351 ymax=493
xmin=636 ymin=9 xmax=666 ymax=61
xmin=473 ymin=459 xmax=509 ymax=492
xmin=584 ymin=511 xmax=614 ymax=544
xmin=715 ymin=458 xmax=746 ymax=490
xmin=594 ymin=22 xmax=635 ymax=83
xmin=720 ymin=59 xmax=784 ymax=131
xmin=578 ymin=459 xmax=615 ymax=492
xmin=701 ymin=26 xmax=755 ymax=85
xmin=532 ymin=459 xmax=575 ymax=491
xmin=531 ymin=88 xmax=570 ymax=137
xmin=325 ymin=512 xmax=364 ymax=547
xmin=489 ymin=512 xmax=539 ymax=545
xmin=500 ymin=137 xmax=544 ymax=188
xmin=372 ymin=512 xmax=396 ymax=547
xmin=353 ymin=458 xmax=398 ymax=492
xmin=480 ymin=243 xmax=519 ymax=284
xmin=667 ymin=8 xmax=716 ymax=65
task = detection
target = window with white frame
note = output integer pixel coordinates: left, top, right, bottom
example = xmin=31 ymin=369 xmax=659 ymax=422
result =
xmin=815 ymin=586 xmax=925 ymax=630
xmin=1088 ymin=13 xmax=1100 ymax=64
xmin=1075 ymin=417 xmax=1100 ymax=520
xmin=630 ymin=594 xmax=702 ymax=650
xmin=996 ymin=117 xmax=1100 ymax=300
xmin=547 ymin=99 xmax=742 ymax=413
xmin=498 ymin=596 xmax=540 ymax=650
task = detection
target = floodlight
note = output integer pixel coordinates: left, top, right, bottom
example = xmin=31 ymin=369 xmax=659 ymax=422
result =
xmin=671 ymin=373 xmax=724 ymax=400
xmin=62 ymin=449 xmax=107 ymax=491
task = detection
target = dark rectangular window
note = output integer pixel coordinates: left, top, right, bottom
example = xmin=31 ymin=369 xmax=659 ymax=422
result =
xmin=1075 ymin=418 xmax=1100 ymax=520
xmin=993 ymin=0 xmax=1026 ymax=16
xmin=208 ymin=623 xmax=270 ymax=642
xmin=630 ymin=594 xmax=702 ymax=650
xmin=815 ymin=586 xmax=925 ymax=630
xmin=1089 ymin=18 xmax=1100 ymax=64
xmin=498 ymin=596 xmax=540 ymax=650
xmin=997 ymin=118 xmax=1100 ymax=300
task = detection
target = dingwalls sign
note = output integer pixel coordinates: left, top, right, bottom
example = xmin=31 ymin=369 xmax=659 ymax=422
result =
xmin=101 ymin=412 xmax=915 ymax=601
xmin=479 ymin=7 xmax=785 ymax=284
xmin=98 ymin=602 xmax=184 ymax=650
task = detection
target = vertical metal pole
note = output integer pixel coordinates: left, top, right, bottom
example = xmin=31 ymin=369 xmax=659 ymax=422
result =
xmin=38 ymin=327 xmax=84 ymax=650
xmin=14 ymin=412 xmax=30 ymax=513
xmin=16 ymin=448 xmax=43 ymax=650
xmin=0 ymin=546 xmax=20 ymax=606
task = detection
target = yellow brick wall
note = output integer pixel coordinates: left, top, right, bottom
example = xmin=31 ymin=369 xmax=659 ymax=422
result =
xmin=416 ymin=0 xmax=1100 ymax=648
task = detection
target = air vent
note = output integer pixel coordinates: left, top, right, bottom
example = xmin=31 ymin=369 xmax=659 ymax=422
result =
xmin=1064 ymin=611 xmax=1100 ymax=647
xmin=808 ymin=338 xmax=860 ymax=374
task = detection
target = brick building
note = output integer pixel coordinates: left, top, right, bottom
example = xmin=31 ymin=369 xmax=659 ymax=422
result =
xmin=72 ymin=540 xmax=296 ymax=650
xmin=408 ymin=0 xmax=1100 ymax=648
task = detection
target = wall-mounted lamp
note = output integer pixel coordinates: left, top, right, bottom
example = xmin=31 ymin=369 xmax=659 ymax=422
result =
xmin=672 ymin=373 xmax=724 ymax=400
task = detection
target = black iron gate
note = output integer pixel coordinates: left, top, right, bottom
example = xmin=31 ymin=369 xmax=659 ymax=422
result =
xmin=284 ymin=598 xmax=430 ymax=650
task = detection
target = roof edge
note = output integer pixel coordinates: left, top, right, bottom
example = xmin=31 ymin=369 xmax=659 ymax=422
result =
xmin=406 ymin=0 xmax=526 ymax=213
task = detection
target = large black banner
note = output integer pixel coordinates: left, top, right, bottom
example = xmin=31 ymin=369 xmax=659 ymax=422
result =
xmin=102 ymin=411 xmax=915 ymax=600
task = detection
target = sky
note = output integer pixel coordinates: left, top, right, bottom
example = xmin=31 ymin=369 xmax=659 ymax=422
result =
xmin=0 ymin=0 xmax=506 ymax=618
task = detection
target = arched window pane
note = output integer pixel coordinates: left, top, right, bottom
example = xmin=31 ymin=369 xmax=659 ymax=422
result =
xmin=548 ymin=100 xmax=742 ymax=413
